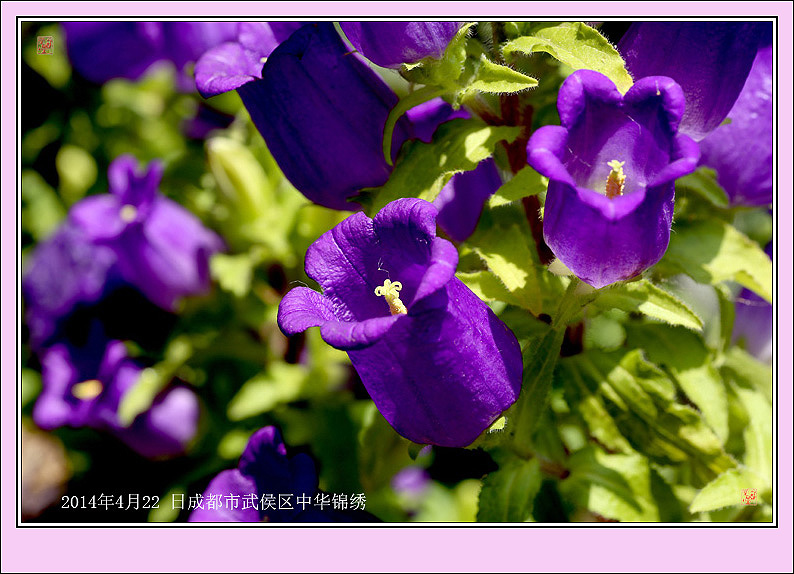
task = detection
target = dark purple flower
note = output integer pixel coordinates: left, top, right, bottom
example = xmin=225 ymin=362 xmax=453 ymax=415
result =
xmin=34 ymin=331 xmax=199 ymax=458
xmin=189 ymin=426 xmax=332 ymax=522
xmin=405 ymin=96 xmax=471 ymax=144
xmin=340 ymin=22 xmax=461 ymax=68
xmin=527 ymin=70 xmax=700 ymax=288
xmin=196 ymin=22 xmax=414 ymax=211
xmin=434 ymin=158 xmax=502 ymax=242
xmin=277 ymin=198 xmax=522 ymax=447
xmin=698 ymin=34 xmax=773 ymax=206
xmin=68 ymin=155 xmax=224 ymax=311
xmin=617 ymin=22 xmax=764 ymax=141
xmin=62 ymin=21 xmax=237 ymax=88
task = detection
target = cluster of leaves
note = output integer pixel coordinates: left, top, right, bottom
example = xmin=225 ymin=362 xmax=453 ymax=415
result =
xmin=20 ymin=21 xmax=772 ymax=523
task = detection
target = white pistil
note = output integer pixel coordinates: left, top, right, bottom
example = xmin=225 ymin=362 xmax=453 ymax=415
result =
xmin=71 ymin=379 xmax=104 ymax=400
xmin=120 ymin=204 xmax=138 ymax=223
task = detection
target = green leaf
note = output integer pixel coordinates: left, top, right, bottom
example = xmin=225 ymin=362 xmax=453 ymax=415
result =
xmin=657 ymin=218 xmax=772 ymax=302
xmin=488 ymin=165 xmax=547 ymax=207
xmin=561 ymin=447 xmax=660 ymax=521
xmin=21 ymin=170 xmax=66 ymax=241
xmin=625 ymin=324 xmax=730 ymax=444
xmin=593 ymin=279 xmax=703 ymax=331
xmin=675 ymin=167 xmax=730 ymax=208
xmin=456 ymin=270 xmax=523 ymax=308
xmin=573 ymin=350 xmax=735 ymax=483
xmin=210 ymin=253 xmax=254 ymax=298
xmin=477 ymin=457 xmax=542 ymax=522
xmin=503 ymin=22 xmax=633 ymax=93
xmin=357 ymin=119 xmax=521 ymax=216
xmin=227 ymin=363 xmax=309 ymax=421
xmin=460 ymin=55 xmax=538 ymax=98
xmin=689 ymin=469 xmax=760 ymax=513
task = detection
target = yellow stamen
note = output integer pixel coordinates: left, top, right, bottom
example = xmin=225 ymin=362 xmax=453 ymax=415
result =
xmin=605 ymin=160 xmax=626 ymax=199
xmin=374 ymin=278 xmax=407 ymax=315
xmin=120 ymin=204 xmax=138 ymax=223
xmin=72 ymin=379 xmax=104 ymax=400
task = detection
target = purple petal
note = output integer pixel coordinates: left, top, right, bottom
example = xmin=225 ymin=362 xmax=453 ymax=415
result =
xmin=698 ymin=41 xmax=773 ymax=206
xmin=405 ymin=97 xmax=471 ymax=143
xmin=188 ymin=470 xmax=261 ymax=522
xmin=194 ymin=41 xmax=266 ymax=97
xmin=237 ymin=22 xmax=413 ymax=210
xmin=341 ymin=22 xmax=461 ymax=68
xmin=434 ymin=157 xmax=503 ymax=242
xmin=618 ymin=22 xmax=764 ymax=141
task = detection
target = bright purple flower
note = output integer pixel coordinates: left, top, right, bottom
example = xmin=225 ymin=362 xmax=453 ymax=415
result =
xmin=527 ymin=70 xmax=699 ymax=288
xmin=34 ymin=331 xmax=199 ymax=458
xmin=617 ymin=22 xmax=764 ymax=141
xmin=278 ymin=198 xmax=522 ymax=447
xmin=340 ymin=22 xmax=461 ymax=68
xmin=68 ymin=155 xmax=224 ymax=311
xmin=434 ymin=158 xmax=502 ymax=242
xmin=698 ymin=34 xmax=773 ymax=206
xmin=189 ymin=426 xmax=342 ymax=522
xmin=196 ymin=22 xmax=414 ymax=211
xmin=62 ymin=21 xmax=237 ymax=88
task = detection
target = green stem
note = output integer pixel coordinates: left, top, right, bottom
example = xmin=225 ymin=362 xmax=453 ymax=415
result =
xmin=382 ymin=85 xmax=447 ymax=166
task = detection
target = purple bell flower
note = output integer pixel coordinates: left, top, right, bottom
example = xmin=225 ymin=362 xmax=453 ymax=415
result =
xmin=189 ymin=426 xmax=332 ymax=522
xmin=617 ymin=22 xmax=764 ymax=141
xmin=404 ymin=96 xmax=471 ymax=144
xmin=68 ymin=155 xmax=224 ymax=311
xmin=698 ymin=32 xmax=773 ymax=207
xmin=277 ymin=198 xmax=522 ymax=447
xmin=34 ymin=332 xmax=199 ymax=459
xmin=62 ymin=21 xmax=237 ymax=88
xmin=527 ymin=70 xmax=700 ymax=288
xmin=196 ymin=22 xmax=414 ymax=211
xmin=340 ymin=22 xmax=461 ymax=68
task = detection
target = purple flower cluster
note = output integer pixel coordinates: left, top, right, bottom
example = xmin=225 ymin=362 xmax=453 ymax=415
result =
xmin=23 ymin=156 xmax=223 ymax=458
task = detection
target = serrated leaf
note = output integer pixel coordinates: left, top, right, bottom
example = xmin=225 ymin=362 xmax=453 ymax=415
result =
xmin=477 ymin=458 xmax=542 ymax=522
xmin=573 ymin=350 xmax=735 ymax=483
xmin=561 ymin=447 xmax=659 ymax=521
xmin=357 ymin=119 xmax=521 ymax=216
xmin=593 ymin=279 xmax=703 ymax=331
xmin=657 ymin=218 xmax=772 ymax=302
xmin=689 ymin=469 xmax=760 ymax=513
xmin=488 ymin=165 xmax=547 ymax=207
xmin=462 ymin=55 xmax=538 ymax=97
xmin=503 ymin=22 xmax=633 ymax=93
xmin=227 ymin=363 xmax=308 ymax=421
xmin=625 ymin=324 xmax=729 ymax=444
xmin=675 ymin=167 xmax=730 ymax=207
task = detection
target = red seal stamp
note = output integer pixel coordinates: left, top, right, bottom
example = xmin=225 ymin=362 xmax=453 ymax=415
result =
xmin=740 ymin=488 xmax=758 ymax=506
xmin=37 ymin=36 xmax=54 ymax=55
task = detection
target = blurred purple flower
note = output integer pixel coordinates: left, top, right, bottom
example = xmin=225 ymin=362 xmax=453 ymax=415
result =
xmin=278 ymin=198 xmax=522 ymax=447
xmin=189 ymin=426 xmax=364 ymax=522
xmin=34 ymin=331 xmax=199 ymax=458
xmin=68 ymin=155 xmax=224 ymax=311
xmin=617 ymin=22 xmax=764 ymax=141
xmin=391 ymin=466 xmax=431 ymax=496
xmin=732 ymin=242 xmax=773 ymax=362
xmin=340 ymin=22 xmax=461 ymax=68
xmin=527 ymin=70 xmax=699 ymax=288
xmin=196 ymin=22 xmax=415 ymax=210
xmin=62 ymin=21 xmax=238 ymax=88
xmin=698 ymin=30 xmax=773 ymax=207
